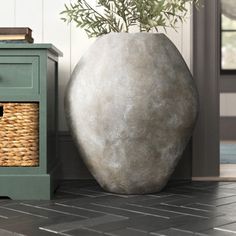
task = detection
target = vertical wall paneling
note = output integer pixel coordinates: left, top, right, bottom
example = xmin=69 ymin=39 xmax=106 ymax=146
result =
xmin=70 ymin=0 xmax=96 ymax=73
xmin=220 ymin=93 xmax=227 ymax=117
xmin=182 ymin=5 xmax=191 ymax=68
xmin=158 ymin=5 xmax=191 ymax=68
xmin=70 ymin=24 xmax=95 ymax=74
xmin=0 ymin=0 xmax=15 ymax=27
xmin=15 ymin=0 xmax=43 ymax=42
xmin=159 ymin=26 xmax=182 ymax=56
xmin=192 ymin=0 xmax=220 ymax=177
xmin=226 ymin=94 xmax=236 ymax=116
xmin=69 ymin=0 xmax=96 ymax=130
xmin=220 ymin=94 xmax=236 ymax=117
xmin=166 ymin=27 xmax=182 ymax=55
xmin=43 ymin=0 xmax=71 ymax=131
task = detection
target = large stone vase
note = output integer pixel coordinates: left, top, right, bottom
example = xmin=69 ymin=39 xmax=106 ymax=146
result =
xmin=65 ymin=33 xmax=198 ymax=194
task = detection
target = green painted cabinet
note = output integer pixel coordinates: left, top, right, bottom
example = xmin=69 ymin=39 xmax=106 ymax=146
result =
xmin=0 ymin=44 xmax=62 ymax=200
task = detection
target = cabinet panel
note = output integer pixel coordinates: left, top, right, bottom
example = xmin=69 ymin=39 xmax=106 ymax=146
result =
xmin=0 ymin=56 xmax=39 ymax=95
xmin=0 ymin=44 xmax=61 ymax=200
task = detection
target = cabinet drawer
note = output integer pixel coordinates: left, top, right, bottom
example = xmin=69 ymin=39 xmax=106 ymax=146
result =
xmin=0 ymin=56 xmax=39 ymax=95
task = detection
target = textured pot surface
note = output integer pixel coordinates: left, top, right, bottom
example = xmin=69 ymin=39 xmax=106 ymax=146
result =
xmin=65 ymin=33 xmax=198 ymax=194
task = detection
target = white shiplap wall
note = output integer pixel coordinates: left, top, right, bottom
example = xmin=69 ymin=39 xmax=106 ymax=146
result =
xmin=0 ymin=0 xmax=192 ymax=131
xmin=220 ymin=94 xmax=236 ymax=117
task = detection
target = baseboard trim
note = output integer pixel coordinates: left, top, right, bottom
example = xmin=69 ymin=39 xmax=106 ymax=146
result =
xmin=192 ymin=177 xmax=236 ymax=181
xmin=58 ymin=131 xmax=93 ymax=180
xmin=58 ymin=131 xmax=192 ymax=180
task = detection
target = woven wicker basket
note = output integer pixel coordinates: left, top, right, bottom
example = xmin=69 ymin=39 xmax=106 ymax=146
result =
xmin=0 ymin=103 xmax=39 ymax=167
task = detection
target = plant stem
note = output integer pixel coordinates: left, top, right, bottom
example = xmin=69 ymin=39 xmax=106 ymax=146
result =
xmin=83 ymin=0 xmax=119 ymax=32
xmin=121 ymin=0 xmax=129 ymax=32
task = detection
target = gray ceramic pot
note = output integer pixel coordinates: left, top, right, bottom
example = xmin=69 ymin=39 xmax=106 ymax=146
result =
xmin=65 ymin=33 xmax=198 ymax=194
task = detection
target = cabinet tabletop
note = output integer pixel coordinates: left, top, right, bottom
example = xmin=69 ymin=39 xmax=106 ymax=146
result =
xmin=0 ymin=43 xmax=63 ymax=56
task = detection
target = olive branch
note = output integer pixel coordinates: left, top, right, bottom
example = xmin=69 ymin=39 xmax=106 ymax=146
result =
xmin=61 ymin=0 xmax=201 ymax=38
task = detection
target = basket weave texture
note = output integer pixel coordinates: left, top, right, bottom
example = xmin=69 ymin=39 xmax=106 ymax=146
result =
xmin=0 ymin=103 xmax=39 ymax=166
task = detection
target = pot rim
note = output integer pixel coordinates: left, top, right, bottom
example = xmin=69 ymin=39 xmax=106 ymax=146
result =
xmin=97 ymin=32 xmax=167 ymax=40
xmin=100 ymin=32 xmax=165 ymax=36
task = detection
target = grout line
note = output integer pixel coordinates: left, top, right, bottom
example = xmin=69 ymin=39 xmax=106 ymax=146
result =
xmin=149 ymin=232 xmax=163 ymax=236
xmin=59 ymin=190 xmax=98 ymax=198
xmin=157 ymin=202 xmax=211 ymax=212
xmin=55 ymin=203 xmax=128 ymax=219
xmin=171 ymin=227 xmax=198 ymax=234
xmin=147 ymin=194 xmax=174 ymax=198
xmin=195 ymin=202 xmax=215 ymax=207
xmin=0 ymin=206 xmax=48 ymax=219
xmin=214 ymin=227 xmax=236 ymax=234
xmin=0 ymin=229 xmax=25 ymax=236
xmin=126 ymin=227 xmax=149 ymax=234
xmin=39 ymin=228 xmax=59 ymax=234
xmin=40 ymin=215 xmax=127 ymax=233
xmin=91 ymin=203 xmax=170 ymax=219
xmin=20 ymin=203 xmax=88 ymax=219
xmin=58 ymin=233 xmax=72 ymax=236
xmin=0 ymin=214 xmax=8 ymax=219
xmin=127 ymin=203 xmax=209 ymax=219
xmin=81 ymin=227 xmax=104 ymax=234
xmin=80 ymin=188 xmax=132 ymax=198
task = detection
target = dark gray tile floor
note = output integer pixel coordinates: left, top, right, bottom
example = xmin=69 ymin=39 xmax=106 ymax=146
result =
xmin=2 ymin=180 xmax=236 ymax=235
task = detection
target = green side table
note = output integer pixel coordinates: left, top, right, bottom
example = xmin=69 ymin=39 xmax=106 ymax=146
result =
xmin=0 ymin=44 xmax=63 ymax=200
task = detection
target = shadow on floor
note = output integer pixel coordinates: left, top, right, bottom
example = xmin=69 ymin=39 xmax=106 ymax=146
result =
xmin=1 ymin=180 xmax=236 ymax=235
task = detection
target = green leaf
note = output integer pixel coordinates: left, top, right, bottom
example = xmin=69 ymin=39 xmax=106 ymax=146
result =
xmin=60 ymin=0 xmax=202 ymax=37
